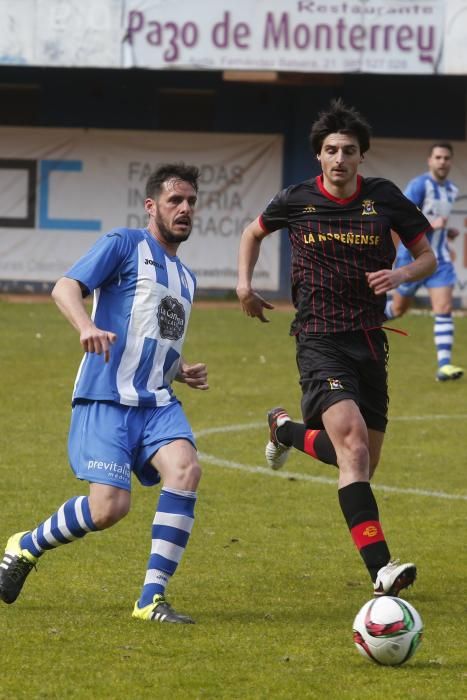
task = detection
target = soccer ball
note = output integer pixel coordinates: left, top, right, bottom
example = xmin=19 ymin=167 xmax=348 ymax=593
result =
xmin=352 ymin=596 xmax=423 ymax=666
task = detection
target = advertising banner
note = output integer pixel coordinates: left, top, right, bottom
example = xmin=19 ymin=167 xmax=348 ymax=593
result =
xmin=0 ymin=0 xmax=121 ymax=67
xmin=3 ymin=1 xmax=467 ymax=76
xmin=0 ymin=128 xmax=283 ymax=290
xmin=123 ymin=0 xmax=445 ymax=75
xmin=2 ymin=129 xmax=467 ymax=300
xmin=444 ymin=0 xmax=467 ymax=74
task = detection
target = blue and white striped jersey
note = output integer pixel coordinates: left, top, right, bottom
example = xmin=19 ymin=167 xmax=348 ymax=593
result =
xmin=65 ymin=228 xmax=196 ymax=407
xmin=396 ymin=172 xmax=458 ymax=265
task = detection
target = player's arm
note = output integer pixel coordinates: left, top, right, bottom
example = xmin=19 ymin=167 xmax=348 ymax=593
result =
xmin=175 ymin=357 xmax=209 ymax=390
xmin=237 ymin=216 xmax=275 ymax=323
xmin=390 ymin=229 xmax=400 ymax=249
xmin=367 ymin=235 xmax=436 ymax=296
xmin=405 ymin=178 xmax=447 ymax=230
xmin=447 ymin=228 xmax=460 ymax=262
xmin=52 ymin=276 xmax=117 ymax=362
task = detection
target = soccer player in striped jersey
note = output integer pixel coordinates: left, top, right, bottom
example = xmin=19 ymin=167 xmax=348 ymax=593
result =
xmin=385 ymin=143 xmax=463 ymax=382
xmin=237 ymin=99 xmax=436 ymax=599
xmin=0 ymin=163 xmax=208 ymax=624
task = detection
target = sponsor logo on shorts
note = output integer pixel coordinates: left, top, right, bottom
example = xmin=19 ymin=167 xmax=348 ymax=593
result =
xmin=327 ymin=377 xmax=344 ymax=390
xmin=87 ymin=459 xmax=131 ymax=483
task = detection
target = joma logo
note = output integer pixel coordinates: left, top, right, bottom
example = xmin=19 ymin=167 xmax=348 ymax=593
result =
xmin=145 ymin=258 xmax=164 ymax=270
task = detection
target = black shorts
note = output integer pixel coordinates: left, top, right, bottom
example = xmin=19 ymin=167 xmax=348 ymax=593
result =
xmin=296 ymin=330 xmax=389 ymax=432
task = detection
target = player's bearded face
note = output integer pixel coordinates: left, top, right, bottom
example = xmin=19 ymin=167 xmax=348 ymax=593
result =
xmin=155 ymin=206 xmax=192 ymax=244
xmin=428 ymin=147 xmax=452 ymax=181
xmin=148 ymin=178 xmax=197 ymax=245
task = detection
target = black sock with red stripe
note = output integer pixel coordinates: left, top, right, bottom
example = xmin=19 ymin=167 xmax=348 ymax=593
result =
xmin=276 ymin=421 xmax=337 ymax=466
xmin=338 ymin=481 xmax=391 ymax=582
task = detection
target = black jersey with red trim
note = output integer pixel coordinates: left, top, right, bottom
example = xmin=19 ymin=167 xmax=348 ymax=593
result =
xmin=260 ymin=174 xmax=432 ymax=334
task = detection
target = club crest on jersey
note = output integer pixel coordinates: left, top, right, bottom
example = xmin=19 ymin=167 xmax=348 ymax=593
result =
xmin=303 ymin=205 xmax=316 ymax=213
xmin=157 ymin=295 xmax=185 ymax=340
xmin=362 ymin=199 xmax=377 ymax=216
xmin=327 ymin=377 xmax=344 ymax=391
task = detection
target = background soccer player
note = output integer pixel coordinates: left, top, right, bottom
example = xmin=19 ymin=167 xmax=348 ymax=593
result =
xmin=0 ymin=163 xmax=208 ymax=624
xmin=236 ymin=99 xmax=436 ymax=598
xmin=385 ymin=143 xmax=463 ymax=382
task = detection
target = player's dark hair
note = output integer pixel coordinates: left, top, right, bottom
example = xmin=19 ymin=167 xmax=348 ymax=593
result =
xmin=429 ymin=142 xmax=453 ymax=156
xmin=145 ymin=162 xmax=200 ymax=199
xmin=309 ymin=98 xmax=371 ymax=155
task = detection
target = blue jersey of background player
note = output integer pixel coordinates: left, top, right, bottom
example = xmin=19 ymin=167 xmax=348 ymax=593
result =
xmin=385 ymin=142 xmax=463 ymax=382
xmin=0 ymin=163 xmax=209 ymax=624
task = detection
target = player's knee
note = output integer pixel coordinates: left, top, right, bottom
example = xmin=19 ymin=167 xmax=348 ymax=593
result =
xmin=183 ymin=459 xmax=202 ymax=489
xmin=434 ymin=302 xmax=452 ymax=315
xmin=337 ymin=438 xmax=370 ymax=479
xmin=351 ymin=441 xmax=370 ymax=471
xmin=89 ymin=493 xmax=131 ymax=529
xmin=168 ymin=458 xmax=202 ymax=491
xmin=391 ymin=300 xmax=407 ymax=317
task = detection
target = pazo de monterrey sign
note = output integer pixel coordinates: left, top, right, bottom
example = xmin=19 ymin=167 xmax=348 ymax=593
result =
xmin=123 ymin=0 xmax=444 ymax=74
xmin=1 ymin=1 xmax=467 ymax=75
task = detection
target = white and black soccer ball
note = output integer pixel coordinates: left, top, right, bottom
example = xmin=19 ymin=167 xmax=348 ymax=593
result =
xmin=352 ymin=596 xmax=423 ymax=666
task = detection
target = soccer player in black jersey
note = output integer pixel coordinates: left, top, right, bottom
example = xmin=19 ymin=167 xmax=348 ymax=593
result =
xmin=236 ymin=99 xmax=436 ymax=597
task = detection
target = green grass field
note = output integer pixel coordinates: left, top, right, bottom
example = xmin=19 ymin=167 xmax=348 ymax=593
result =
xmin=0 ymin=298 xmax=466 ymax=700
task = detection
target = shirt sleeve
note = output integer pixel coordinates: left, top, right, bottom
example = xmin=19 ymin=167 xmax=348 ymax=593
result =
xmin=403 ymin=176 xmax=425 ymax=208
xmin=389 ymin=182 xmax=432 ymax=248
xmin=259 ymin=188 xmax=289 ymax=233
xmin=64 ymin=229 xmax=133 ymax=293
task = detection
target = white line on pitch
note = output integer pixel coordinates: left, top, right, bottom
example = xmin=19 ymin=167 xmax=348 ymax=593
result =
xmin=196 ymin=414 xmax=467 ymax=439
xmin=195 ymin=421 xmax=467 ymax=502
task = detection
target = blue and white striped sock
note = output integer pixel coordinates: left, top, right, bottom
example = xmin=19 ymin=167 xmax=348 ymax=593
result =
xmin=138 ymin=487 xmax=196 ymax=607
xmin=20 ymin=496 xmax=98 ymax=558
xmin=434 ymin=313 xmax=454 ymax=368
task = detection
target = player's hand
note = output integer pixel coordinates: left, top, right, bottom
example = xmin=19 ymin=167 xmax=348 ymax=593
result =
xmin=80 ymin=326 xmax=117 ymax=363
xmin=178 ymin=362 xmax=209 ymax=390
xmin=447 ymin=227 xmax=460 ymax=240
xmin=431 ymin=215 xmax=448 ymax=230
xmin=366 ymin=269 xmax=403 ymax=296
xmin=237 ymin=288 xmax=274 ymax=323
